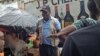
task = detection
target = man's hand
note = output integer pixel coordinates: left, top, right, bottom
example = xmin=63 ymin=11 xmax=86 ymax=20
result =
xmin=49 ymin=33 xmax=66 ymax=43
xmin=28 ymin=33 xmax=37 ymax=41
xmin=48 ymin=34 xmax=59 ymax=38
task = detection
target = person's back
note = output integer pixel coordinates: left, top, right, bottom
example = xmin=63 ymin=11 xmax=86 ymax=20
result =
xmin=14 ymin=40 xmax=28 ymax=56
xmin=61 ymin=0 xmax=100 ymax=55
xmin=61 ymin=23 xmax=100 ymax=56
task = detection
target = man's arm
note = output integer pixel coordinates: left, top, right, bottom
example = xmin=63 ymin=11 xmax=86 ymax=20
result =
xmin=57 ymin=19 xmax=89 ymax=36
xmin=52 ymin=19 xmax=92 ymax=40
xmin=35 ymin=20 xmax=40 ymax=39
xmin=52 ymin=19 xmax=76 ymax=42
xmin=34 ymin=22 xmax=41 ymax=47
xmin=55 ymin=19 xmax=61 ymax=32
xmin=57 ymin=25 xmax=76 ymax=36
xmin=14 ymin=41 xmax=28 ymax=56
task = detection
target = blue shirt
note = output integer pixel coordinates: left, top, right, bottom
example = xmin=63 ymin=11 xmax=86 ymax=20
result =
xmin=37 ymin=16 xmax=61 ymax=45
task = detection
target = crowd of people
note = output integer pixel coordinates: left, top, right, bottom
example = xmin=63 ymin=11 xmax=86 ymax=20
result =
xmin=0 ymin=0 xmax=100 ymax=56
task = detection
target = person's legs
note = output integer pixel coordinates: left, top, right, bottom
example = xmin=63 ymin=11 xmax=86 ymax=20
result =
xmin=39 ymin=44 xmax=58 ymax=56
xmin=39 ymin=44 xmax=48 ymax=56
xmin=49 ymin=46 xmax=58 ymax=56
xmin=42 ymin=44 xmax=58 ymax=56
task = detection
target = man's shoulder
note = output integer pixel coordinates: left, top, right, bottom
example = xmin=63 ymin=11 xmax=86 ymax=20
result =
xmin=68 ymin=23 xmax=100 ymax=44
xmin=62 ymin=23 xmax=100 ymax=56
xmin=51 ymin=16 xmax=58 ymax=21
xmin=70 ymin=23 xmax=100 ymax=38
xmin=38 ymin=16 xmax=58 ymax=21
xmin=38 ymin=17 xmax=43 ymax=22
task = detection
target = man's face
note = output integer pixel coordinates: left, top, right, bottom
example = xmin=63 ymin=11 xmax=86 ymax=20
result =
xmin=41 ymin=10 xmax=50 ymax=19
xmin=94 ymin=0 xmax=100 ymax=11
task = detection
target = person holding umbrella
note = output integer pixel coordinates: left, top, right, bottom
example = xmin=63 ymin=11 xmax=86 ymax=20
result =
xmin=4 ymin=26 xmax=28 ymax=56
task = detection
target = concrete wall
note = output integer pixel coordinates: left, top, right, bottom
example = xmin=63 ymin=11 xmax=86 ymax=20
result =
xmin=18 ymin=0 xmax=89 ymax=21
xmin=0 ymin=0 xmax=89 ymax=21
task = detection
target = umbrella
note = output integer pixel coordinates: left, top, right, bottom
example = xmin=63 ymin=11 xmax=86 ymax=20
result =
xmin=0 ymin=7 xmax=38 ymax=34
xmin=0 ymin=7 xmax=38 ymax=55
